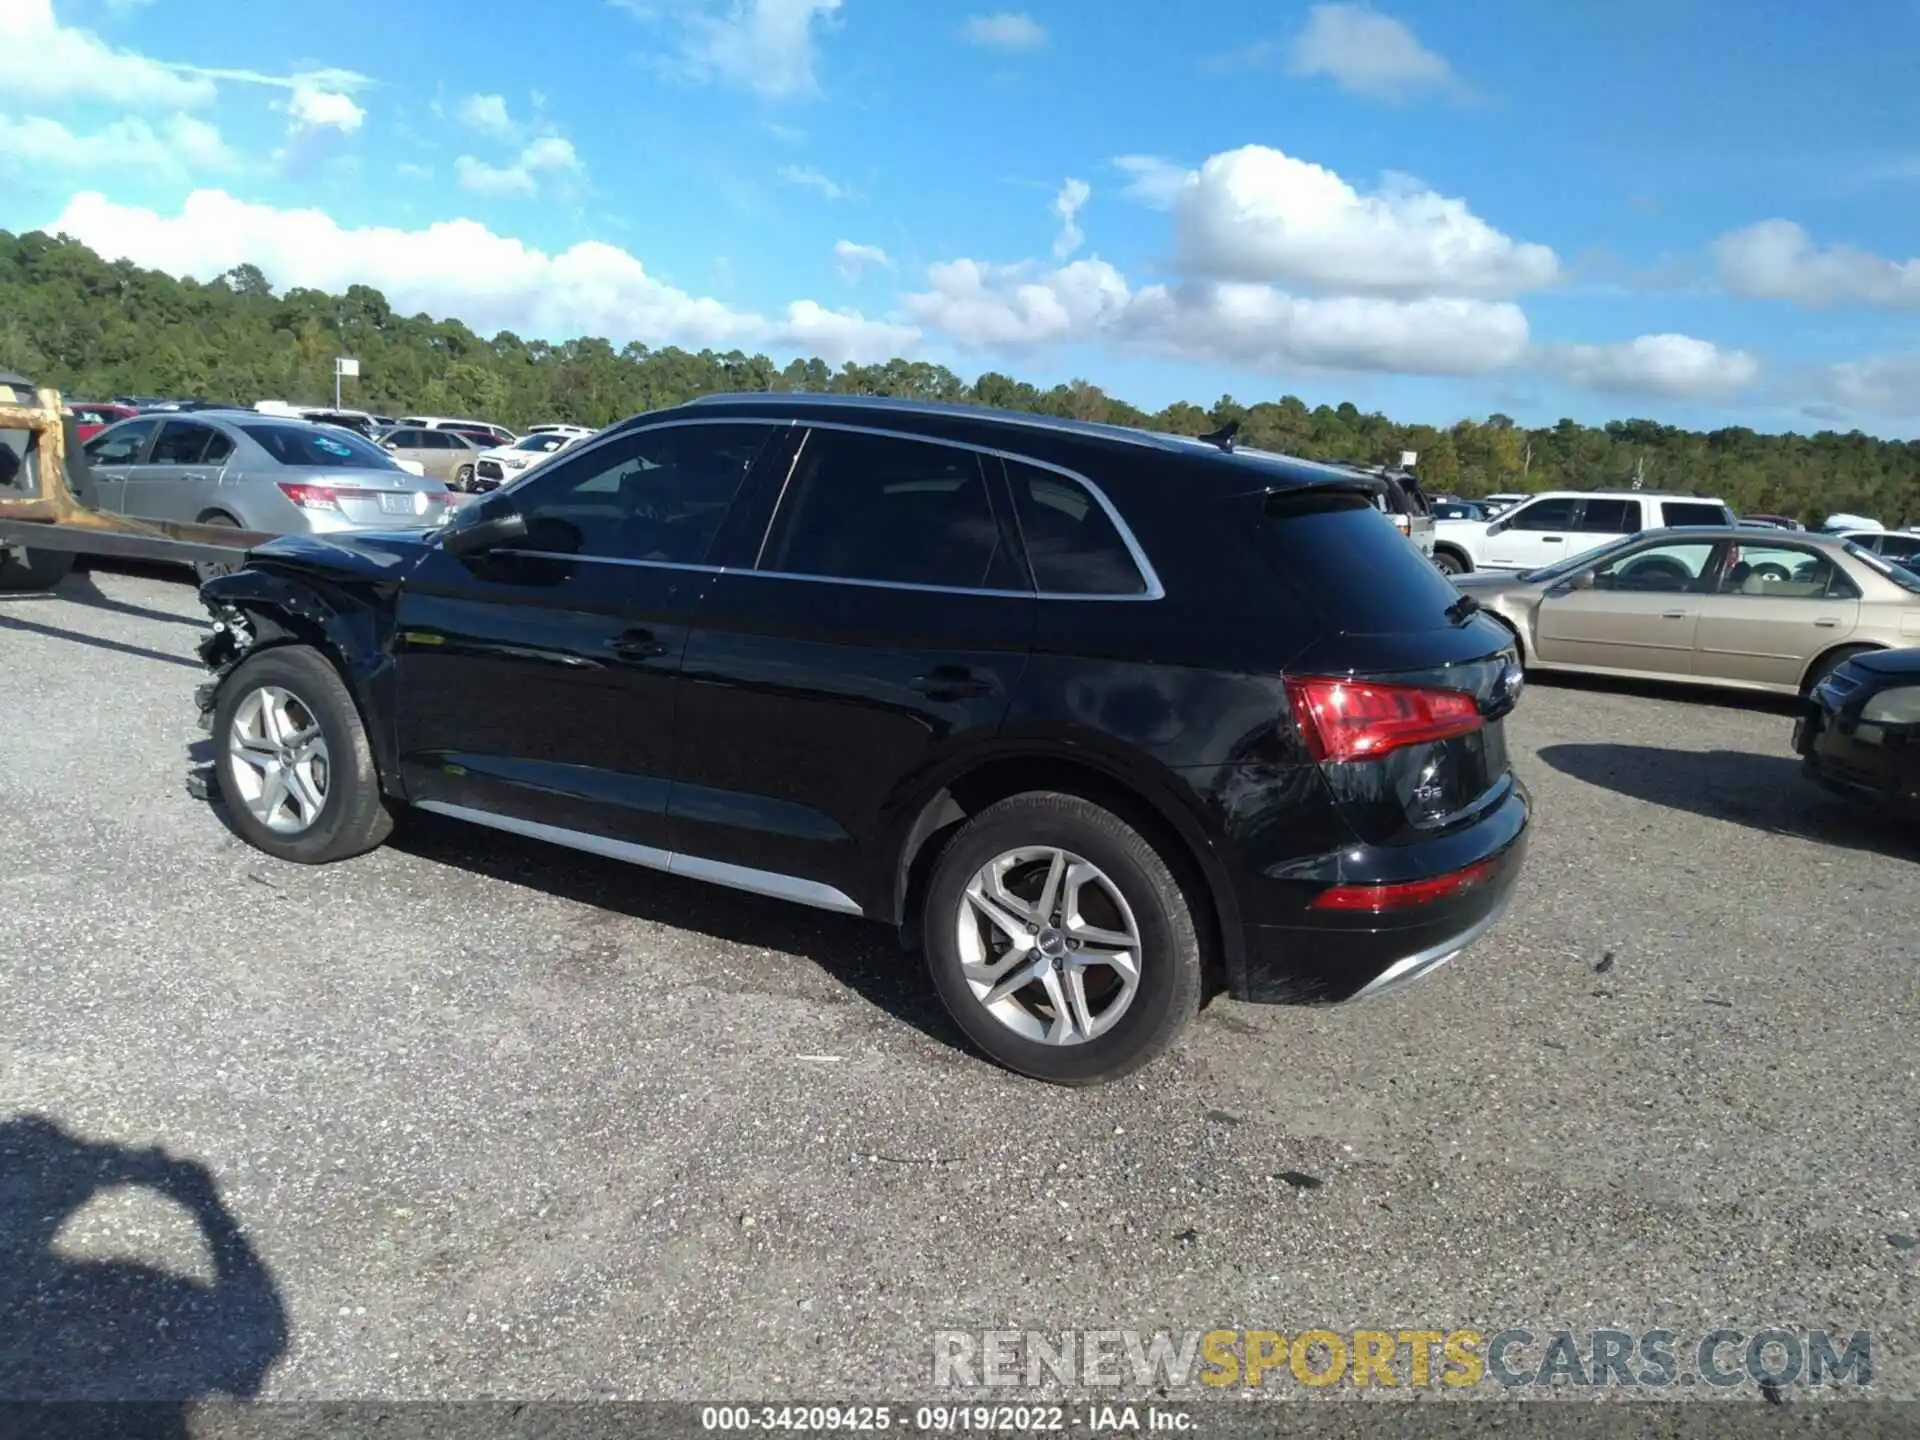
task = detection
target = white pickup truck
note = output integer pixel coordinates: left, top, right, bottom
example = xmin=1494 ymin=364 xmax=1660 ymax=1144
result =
xmin=1432 ymin=489 xmax=1736 ymax=575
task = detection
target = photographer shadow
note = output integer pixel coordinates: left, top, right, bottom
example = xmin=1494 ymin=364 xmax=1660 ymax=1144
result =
xmin=0 ymin=1115 xmax=288 ymax=1436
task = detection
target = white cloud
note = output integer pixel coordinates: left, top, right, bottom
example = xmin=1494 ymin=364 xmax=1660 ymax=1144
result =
xmin=0 ymin=111 xmax=235 ymax=176
xmin=49 ymin=188 xmax=916 ymax=364
xmin=629 ymin=0 xmax=843 ymax=100
xmin=1287 ymin=3 xmax=1456 ymax=102
xmin=1543 ymin=334 xmax=1761 ymax=400
xmin=1164 ymin=145 xmax=1558 ymax=298
xmin=960 ymin=12 xmax=1047 ymax=50
xmin=1820 ymin=354 xmax=1920 ymax=417
xmin=1713 ymin=219 xmax=1920 ymax=308
xmin=455 ymin=136 xmax=584 ymax=198
xmin=456 ymin=92 xmax=518 ymax=142
xmin=396 ymin=161 xmax=433 ymax=180
xmin=0 ymin=0 xmax=213 ymax=109
xmin=778 ymin=163 xmax=851 ymax=200
xmin=833 ymin=239 xmax=891 ymax=282
xmin=288 ymin=84 xmax=365 ymax=136
xmin=1112 ymin=155 xmax=1187 ymax=211
xmin=902 ymin=256 xmax=1529 ymax=375
xmin=1051 ymin=177 xmax=1090 ymax=260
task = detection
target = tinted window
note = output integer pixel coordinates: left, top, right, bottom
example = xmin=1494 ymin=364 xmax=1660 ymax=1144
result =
xmin=1663 ymin=501 xmax=1730 ymax=528
xmin=1256 ymin=497 xmax=1465 ymax=632
xmin=1876 ymin=535 xmax=1920 ymax=561
xmin=761 ymin=430 xmax=1010 ymax=590
xmin=1433 ymin=501 xmax=1482 ymax=521
xmin=238 ymin=423 xmax=399 ymax=470
xmin=85 ymin=418 xmax=157 ymax=465
xmin=508 ymin=423 xmax=767 ymax=563
xmin=1577 ymin=498 xmax=1640 ymax=534
xmin=149 ymin=420 xmax=215 ymax=465
xmin=1593 ymin=540 xmax=1718 ymax=594
xmin=203 ymin=429 xmax=235 ymax=464
xmin=387 ymin=429 xmax=429 ymax=447
xmin=1006 ymin=460 xmax=1146 ymax=596
xmin=1507 ymin=497 xmax=1579 ymax=531
xmin=1719 ymin=544 xmax=1857 ymax=599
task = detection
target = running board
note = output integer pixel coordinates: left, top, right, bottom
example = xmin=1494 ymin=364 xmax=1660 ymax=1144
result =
xmin=415 ymin=801 xmax=865 ymax=917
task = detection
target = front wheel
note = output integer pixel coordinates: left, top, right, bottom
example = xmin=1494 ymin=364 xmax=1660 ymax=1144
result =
xmin=0 ymin=546 xmax=75 ymax=591
xmin=922 ymin=792 xmax=1203 ymax=1085
xmin=211 ymin=644 xmax=393 ymax=864
xmin=1433 ymin=549 xmax=1467 ymax=576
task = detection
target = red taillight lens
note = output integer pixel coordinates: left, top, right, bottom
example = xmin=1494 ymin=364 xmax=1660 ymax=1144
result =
xmin=1285 ymin=675 xmax=1483 ymax=764
xmin=1311 ymin=858 xmax=1500 ymax=912
xmin=277 ymin=482 xmax=341 ymax=510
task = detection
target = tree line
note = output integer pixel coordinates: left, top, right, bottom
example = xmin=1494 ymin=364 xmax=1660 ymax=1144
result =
xmin=2 ymin=227 xmax=1916 ymax=525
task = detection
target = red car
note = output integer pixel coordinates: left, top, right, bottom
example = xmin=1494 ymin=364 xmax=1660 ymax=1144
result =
xmin=68 ymin=402 xmax=139 ymax=443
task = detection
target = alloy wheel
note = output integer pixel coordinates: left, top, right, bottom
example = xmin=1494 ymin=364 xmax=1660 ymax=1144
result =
xmin=226 ymin=685 xmax=331 ymax=834
xmin=955 ymin=846 xmax=1143 ymax=1046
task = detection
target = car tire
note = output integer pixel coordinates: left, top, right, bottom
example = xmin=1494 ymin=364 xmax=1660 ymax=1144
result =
xmin=1803 ymin=645 xmax=1878 ymax=696
xmin=456 ymin=464 xmax=475 ymax=490
xmin=211 ymin=643 xmax=393 ymax=865
xmin=1433 ymin=549 xmax=1467 ymax=575
xmin=193 ymin=512 xmax=242 ymax=584
xmin=0 ymin=546 xmax=75 ymax=591
xmin=922 ymin=791 xmax=1203 ymax=1086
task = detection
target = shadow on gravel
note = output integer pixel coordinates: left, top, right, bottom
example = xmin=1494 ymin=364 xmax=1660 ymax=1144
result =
xmin=389 ymin=807 xmax=972 ymax=1051
xmin=0 ymin=610 xmax=200 ymax=668
xmin=0 ymin=1115 xmax=287 ymax=1434
xmin=54 ymin=567 xmax=208 ymax=629
xmin=1539 ymin=742 xmax=1920 ymax=860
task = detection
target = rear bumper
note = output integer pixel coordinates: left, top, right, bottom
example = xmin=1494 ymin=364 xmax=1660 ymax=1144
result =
xmin=1230 ymin=784 xmax=1529 ymax=1004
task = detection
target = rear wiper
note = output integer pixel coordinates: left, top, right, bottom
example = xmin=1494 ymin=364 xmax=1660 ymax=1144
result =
xmin=1444 ymin=592 xmax=1480 ymax=625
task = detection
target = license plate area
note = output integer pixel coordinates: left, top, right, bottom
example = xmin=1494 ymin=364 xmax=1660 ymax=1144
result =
xmin=379 ymin=491 xmax=414 ymax=514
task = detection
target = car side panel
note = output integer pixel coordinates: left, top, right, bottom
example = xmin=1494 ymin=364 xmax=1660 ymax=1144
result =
xmin=1533 ymin=591 xmax=1701 ymax=675
xmin=1694 ymin=594 xmax=1861 ymax=687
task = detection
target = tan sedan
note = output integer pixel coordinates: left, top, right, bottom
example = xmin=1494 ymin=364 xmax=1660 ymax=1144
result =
xmin=1451 ymin=527 xmax=1920 ymax=696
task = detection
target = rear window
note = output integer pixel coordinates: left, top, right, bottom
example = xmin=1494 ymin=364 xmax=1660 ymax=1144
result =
xmin=1006 ymin=460 xmax=1148 ymax=596
xmin=1846 ymin=543 xmax=1920 ymax=595
xmin=1663 ymin=501 xmax=1731 ymax=528
xmin=1258 ymin=494 xmax=1466 ymax=632
xmin=239 ymin=423 xmax=398 ymax=470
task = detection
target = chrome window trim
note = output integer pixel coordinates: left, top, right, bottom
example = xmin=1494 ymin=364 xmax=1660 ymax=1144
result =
xmin=755 ymin=418 xmax=1165 ymax=602
xmin=415 ymin=800 xmax=863 ymax=916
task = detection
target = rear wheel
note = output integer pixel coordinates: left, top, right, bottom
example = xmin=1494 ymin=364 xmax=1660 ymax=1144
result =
xmin=211 ymin=644 xmax=392 ymax=864
xmin=0 ymin=546 xmax=74 ymax=592
xmin=1803 ymin=645 xmax=1877 ymax=696
xmin=193 ymin=512 xmax=241 ymax=584
xmin=922 ymin=792 xmax=1202 ymax=1086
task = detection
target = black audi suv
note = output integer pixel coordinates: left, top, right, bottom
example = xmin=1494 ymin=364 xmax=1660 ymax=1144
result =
xmin=195 ymin=394 xmax=1530 ymax=1084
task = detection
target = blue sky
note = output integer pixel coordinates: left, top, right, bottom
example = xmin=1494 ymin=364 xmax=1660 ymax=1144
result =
xmin=4 ymin=0 xmax=1919 ymax=437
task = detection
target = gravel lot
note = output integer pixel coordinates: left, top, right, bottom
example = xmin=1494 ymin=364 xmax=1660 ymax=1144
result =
xmin=2 ymin=561 xmax=1916 ymax=1407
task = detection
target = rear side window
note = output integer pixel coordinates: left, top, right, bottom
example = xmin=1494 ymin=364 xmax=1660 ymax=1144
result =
xmin=1006 ymin=460 xmax=1147 ymax=596
xmin=1577 ymin=498 xmax=1640 ymax=533
xmin=762 ymin=429 xmax=1015 ymax=591
xmin=1663 ymin=501 xmax=1731 ymax=527
xmin=1256 ymin=495 xmax=1467 ymax=633
xmin=149 ymin=421 xmax=214 ymax=465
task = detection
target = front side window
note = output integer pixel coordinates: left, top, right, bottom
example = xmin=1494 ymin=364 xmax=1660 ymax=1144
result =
xmin=85 ymin=418 xmax=158 ymax=466
xmin=1506 ymin=497 xmax=1579 ymax=531
xmin=760 ymin=429 xmax=1012 ymax=590
xmin=148 ymin=421 xmax=215 ymax=465
xmin=1719 ymin=545 xmax=1859 ymax=600
xmin=508 ymin=423 xmax=768 ymax=564
xmin=1006 ymin=459 xmax=1147 ymax=596
xmin=1592 ymin=540 xmax=1719 ymax=594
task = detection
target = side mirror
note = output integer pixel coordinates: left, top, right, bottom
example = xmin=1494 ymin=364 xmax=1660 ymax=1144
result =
xmin=442 ymin=507 xmax=529 ymax=557
xmin=1572 ymin=569 xmax=1597 ymax=591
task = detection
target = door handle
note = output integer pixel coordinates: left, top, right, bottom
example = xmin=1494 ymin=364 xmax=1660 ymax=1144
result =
xmin=606 ymin=629 xmax=669 ymax=660
xmin=1662 ymin=610 xmax=1687 ymax=620
xmin=1540 ymin=536 xmax=1564 ymax=543
xmin=1814 ymin=618 xmax=1839 ymax=628
xmin=910 ymin=667 xmax=995 ymax=701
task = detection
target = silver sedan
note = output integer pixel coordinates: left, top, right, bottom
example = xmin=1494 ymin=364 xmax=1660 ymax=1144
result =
xmin=83 ymin=410 xmax=456 ymax=541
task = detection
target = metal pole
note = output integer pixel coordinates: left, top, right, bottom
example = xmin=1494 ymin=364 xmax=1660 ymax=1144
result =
xmin=334 ymin=361 xmax=341 ymax=411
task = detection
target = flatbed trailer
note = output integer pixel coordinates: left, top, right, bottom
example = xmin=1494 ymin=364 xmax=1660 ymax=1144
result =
xmin=0 ymin=384 xmax=275 ymax=586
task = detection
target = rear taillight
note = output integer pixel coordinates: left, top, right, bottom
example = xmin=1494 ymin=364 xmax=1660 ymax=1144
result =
xmin=1311 ymin=858 xmax=1500 ymax=912
xmin=277 ymin=482 xmax=341 ymax=510
xmin=1285 ymin=675 xmax=1483 ymax=764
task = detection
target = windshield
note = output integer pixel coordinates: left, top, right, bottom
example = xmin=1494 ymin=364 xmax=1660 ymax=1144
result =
xmin=517 ymin=434 xmax=568 ymax=452
xmin=239 ymin=423 xmax=400 ymax=470
xmin=1845 ymin=541 xmax=1920 ymax=595
xmin=1521 ymin=532 xmax=1645 ymax=583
